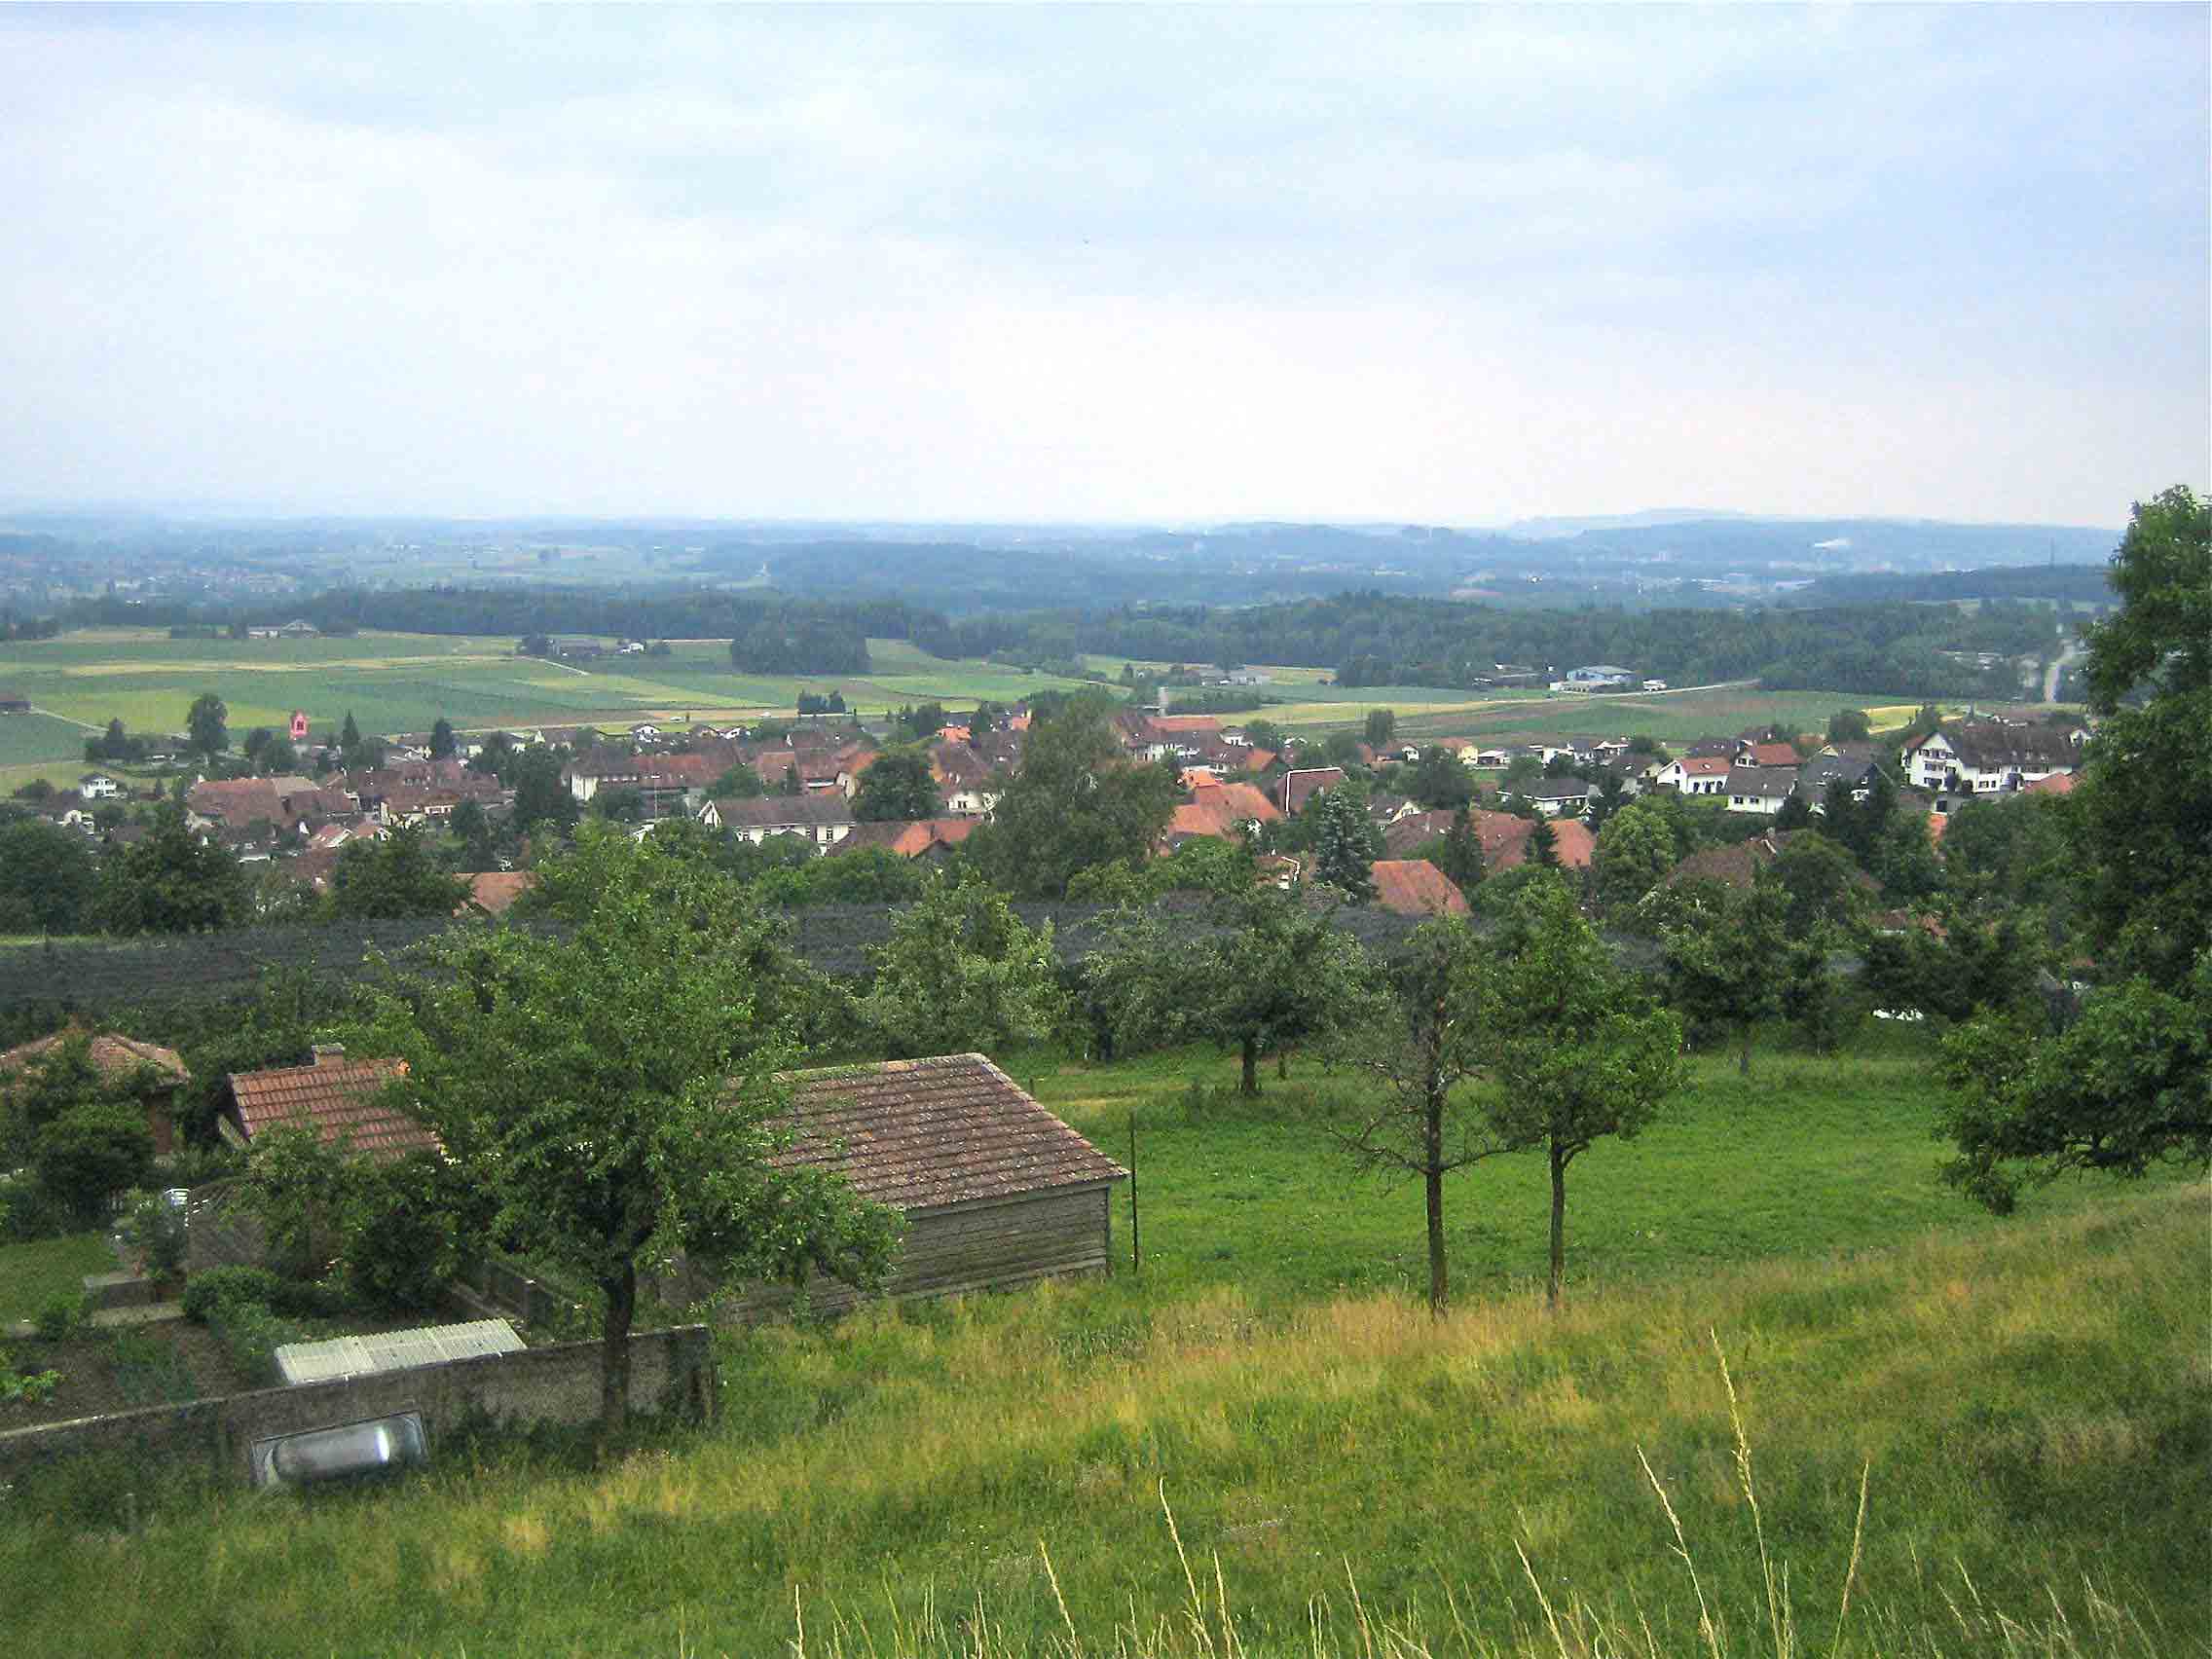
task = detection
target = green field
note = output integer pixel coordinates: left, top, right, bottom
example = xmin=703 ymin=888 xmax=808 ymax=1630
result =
xmin=3 ymin=1033 xmax=2202 ymax=1655
xmin=0 ymin=1232 xmax=115 ymax=1324
xmin=0 ymin=632 xmax=1111 ymax=754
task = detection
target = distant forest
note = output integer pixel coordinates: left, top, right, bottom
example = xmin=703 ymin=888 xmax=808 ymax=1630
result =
xmin=48 ymin=577 xmax=2084 ymax=700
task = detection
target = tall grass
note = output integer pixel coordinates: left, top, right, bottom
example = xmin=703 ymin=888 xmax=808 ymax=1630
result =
xmin=3 ymin=1185 xmax=2202 ymax=1656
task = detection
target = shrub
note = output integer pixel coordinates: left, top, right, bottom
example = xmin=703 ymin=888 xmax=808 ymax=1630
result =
xmin=207 ymin=1300 xmax=311 ymax=1386
xmin=0 ymin=1171 xmax=72 ymax=1243
xmin=31 ymin=1103 xmax=155 ymax=1228
xmin=181 ymin=1266 xmax=280 ymax=1324
xmin=0 ymin=1356 xmax=63 ymax=1407
xmin=342 ymin=1152 xmax=465 ymax=1316
xmin=115 ymin=1188 xmax=188 ymax=1280
xmin=33 ymin=1291 xmax=91 ymax=1344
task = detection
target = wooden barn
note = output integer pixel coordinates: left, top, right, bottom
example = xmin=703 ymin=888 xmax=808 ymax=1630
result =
xmin=682 ymin=1053 xmax=1127 ymax=1320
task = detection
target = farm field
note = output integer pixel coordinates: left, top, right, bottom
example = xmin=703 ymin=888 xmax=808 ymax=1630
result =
xmin=0 ymin=632 xmax=1110 ymax=756
xmin=3 ymin=1032 xmax=2203 ymax=1657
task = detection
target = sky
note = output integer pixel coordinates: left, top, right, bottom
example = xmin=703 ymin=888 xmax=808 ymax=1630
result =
xmin=0 ymin=4 xmax=2204 ymax=528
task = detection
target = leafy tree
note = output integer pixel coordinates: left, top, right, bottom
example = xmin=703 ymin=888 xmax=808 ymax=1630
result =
xmin=327 ymin=826 xmax=471 ymax=920
xmin=1770 ymin=830 xmax=1872 ymax=939
xmin=261 ymin=738 xmax=299 ymax=775
xmin=0 ymin=820 xmax=97 ymax=936
xmin=1197 ymin=889 xmax=1371 ymax=1095
xmin=755 ymin=847 xmax=927 ymax=907
xmin=1663 ymin=872 xmax=1789 ymax=1074
xmin=1406 ymin=747 xmax=1475 ymax=810
xmin=1585 ymin=769 xmax=1631 ymax=833
xmin=708 ymin=761 xmax=766 ymax=800
xmin=340 ymin=711 xmax=361 ymax=753
xmin=448 ymin=797 xmax=492 ymax=857
xmin=852 ymin=748 xmax=941 ymax=822
xmin=1772 ymin=791 xmax=1814 ymax=831
xmin=1309 ymin=785 xmax=1378 ymax=903
xmin=591 ymin=787 xmax=645 ymax=825
xmin=966 ymin=699 xmax=1178 ymax=899
xmin=1590 ymin=800 xmax=1677 ymax=921
xmin=1363 ymin=708 xmax=1397 ymax=750
xmin=352 ymin=828 xmax=900 ymax=1441
xmin=511 ymin=749 xmax=579 ymax=836
xmin=1243 ymin=719 xmax=1285 ymax=756
xmin=1501 ymin=754 xmax=1543 ymax=796
xmin=242 ymin=727 xmax=273 ymax=764
xmin=859 ymin=872 xmax=1065 ymax=1058
xmin=93 ymin=809 xmax=252 ymax=935
xmin=1862 ymin=906 xmax=2046 ymax=1029
xmin=1481 ymin=877 xmax=1685 ymax=1306
xmin=430 ymin=719 xmax=458 ymax=760
xmin=187 ymin=692 xmax=229 ymax=758
xmin=1826 ymin=708 xmax=1872 ymax=744
xmin=35 ymin=1103 xmax=155 ymax=1229
xmin=778 ymin=764 xmax=804 ymax=796
xmin=1325 ymin=916 xmax=1508 ymax=1312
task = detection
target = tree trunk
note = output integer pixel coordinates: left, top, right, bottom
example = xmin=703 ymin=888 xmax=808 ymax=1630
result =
xmin=1239 ymin=1036 xmax=1259 ymax=1096
xmin=1739 ymin=1021 xmax=1752 ymax=1077
xmin=1277 ymin=1046 xmax=1290 ymax=1081
xmin=599 ymin=1259 xmax=637 ymax=1448
xmin=1424 ymin=1088 xmax=1448 ymax=1316
xmin=1547 ymin=1140 xmax=1567 ymax=1309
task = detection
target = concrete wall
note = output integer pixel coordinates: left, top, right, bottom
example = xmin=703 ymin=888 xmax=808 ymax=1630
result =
xmin=0 ymin=1325 xmax=716 ymax=1487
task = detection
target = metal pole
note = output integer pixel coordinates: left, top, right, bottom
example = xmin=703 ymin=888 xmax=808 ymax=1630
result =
xmin=1128 ymin=1109 xmax=1140 ymax=1278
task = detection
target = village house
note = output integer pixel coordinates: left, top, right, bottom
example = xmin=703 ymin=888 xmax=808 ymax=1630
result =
xmin=1369 ymin=861 xmax=1470 ymax=917
xmin=0 ymin=1029 xmax=191 ymax=1155
xmin=1652 ymin=756 xmax=1731 ymax=796
xmin=1901 ymin=719 xmax=2082 ymax=803
xmin=701 ymin=793 xmax=857 ymax=847
xmin=1723 ymin=765 xmax=1796 ymax=816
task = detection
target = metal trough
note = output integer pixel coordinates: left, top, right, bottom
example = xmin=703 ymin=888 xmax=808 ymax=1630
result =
xmin=250 ymin=1413 xmax=427 ymax=1490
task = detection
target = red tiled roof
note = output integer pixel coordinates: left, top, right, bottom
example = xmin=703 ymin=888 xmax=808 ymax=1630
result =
xmin=1547 ymin=819 xmax=1596 ymax=869
xmin=461 ymin=872 xmax=536 ymax=915
xmin=1676 ymin=756 xmax=1732 ymax=778
xmin=1744 ymin=742 xmax=1802 ymax=768
xmin=2024 ymin=772 xmax=2077 ymax=795
xmin=0 ymin=1029 xmax=189 ymax=1086
xmin=1151 ymin=715 xmax=1223 ymax=734
xmin=771 ymin=1053 xmax=1125 ymax=1212
xmin=227 ymin=1055 xmax=438 ymax=1161
xmin=1370 ymin=861 xmax=1470 ymax=917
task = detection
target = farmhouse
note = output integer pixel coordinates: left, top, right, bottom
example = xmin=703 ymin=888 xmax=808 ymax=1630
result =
xmin=684 ymin=1054 xmax=1127 ymax=1320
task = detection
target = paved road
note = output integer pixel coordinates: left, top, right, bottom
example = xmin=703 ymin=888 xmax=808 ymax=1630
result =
xmin=2043 ymin=635 xmax=2083 ymax=703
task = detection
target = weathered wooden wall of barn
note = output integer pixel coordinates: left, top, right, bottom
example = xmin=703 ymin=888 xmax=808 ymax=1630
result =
xmin=658 ymin=1181 xmax=1115 ymax=1321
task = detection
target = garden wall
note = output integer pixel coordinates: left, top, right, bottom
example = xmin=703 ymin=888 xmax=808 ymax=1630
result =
xmin=0 ymin=1324 xmax=716 ymax=1486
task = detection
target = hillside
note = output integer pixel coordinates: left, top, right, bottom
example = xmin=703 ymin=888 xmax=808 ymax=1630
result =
xmin=3 ymin=1039 xmax=2202 ymax=1657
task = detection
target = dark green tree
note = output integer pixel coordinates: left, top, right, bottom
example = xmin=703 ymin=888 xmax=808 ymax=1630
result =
xmin=1406 ymin=747 xmax=1476 ymax=810
xmin=1826 ymin=708 xmax=1872 ymax=744
xmin=1364 ymin=708 xmax=1397 ymax=751
xmin=0 ymin=820 xmax=98 ymax=936
xmin=327 ymin=827 xmax=472 ymax=920
xmin=1528 ymin=817 xmax=1561 ymax=868
xmin=1938 ymin=489 xmax=2211 ymax=1210
xmin=430 ymin=719 xmax=458 ymax=759
xmin=965 ymin=700 xmax=1178 ymax=899
xmin=512 ymin=749 xmax=580 ymax=836
xmin=1309 ymin=786 xmax=1378 ymax=903
xmin=92 ymin=809 xmax=252 ymax=935
xmin=340 ymin=711 xmax=361 ymax=752
xmin=852 ymin=748 xmax=942 ymax=822
xmin=1430 ymin=804 xmax=1485 ymax=898
xmin=1663 ymin=872 xmax=1789 ymax=1074
xmin=187 ymin=692 xmax=229 ymax=758
xmin=859 ymin=873 xmax=1064 ymax=1058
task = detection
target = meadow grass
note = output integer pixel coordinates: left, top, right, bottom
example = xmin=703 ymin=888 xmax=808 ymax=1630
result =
xmin=0 ymin=630 xmax=1111 ymax=746
xmin=0 ymin=1232 xmax=114 ymax=1324
xmin=1 ymin=1185 xmax=2198 ymax=1657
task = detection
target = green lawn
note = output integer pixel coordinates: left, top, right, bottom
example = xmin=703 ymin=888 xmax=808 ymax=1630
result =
xmin=0 ymin=1232 xmax=115 ymax=1324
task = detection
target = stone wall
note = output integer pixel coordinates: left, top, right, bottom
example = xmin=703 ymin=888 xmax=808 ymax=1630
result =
xmin=0 ymin=1324 xmax=716 ymax=1486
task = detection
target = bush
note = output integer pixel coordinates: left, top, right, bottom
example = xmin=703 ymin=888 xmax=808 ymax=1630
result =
xmin=0 ymin=1171 xmax=72 ymax=1243
xmin=207 ymin=1300 xmax=313 ymax=1385
xmin=115 ymin=1188 xmax=188 ymax=1280
xmin=181 ymin=1266 xmax=280 ymax=1324
xmin=32 ymin=1103 xmax=155 ymax=1229
xmin=33 ymin=1291 xmax=92 ymax=1343
xmin=342 ymin=1153 xmax=465 ymax=1316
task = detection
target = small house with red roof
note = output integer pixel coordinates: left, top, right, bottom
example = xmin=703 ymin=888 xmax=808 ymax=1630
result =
xmin=220 ymin=1047 xmax=438 ymax=1161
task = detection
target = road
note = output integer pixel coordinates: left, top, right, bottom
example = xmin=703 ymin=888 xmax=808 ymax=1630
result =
xmin=2044 ymin=635 xmax=2083 ymax=703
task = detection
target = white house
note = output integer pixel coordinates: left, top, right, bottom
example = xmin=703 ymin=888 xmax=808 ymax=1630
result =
xmin=1653 ymin=756 xmax=1731 ymax=797
xmin=1903 ymin=721 xmax=2080 ymax=799
xmin=79 ymin=773 xmax=123 ymax=799
xmin=1723 ymin=765 xmax=1795 ymax=816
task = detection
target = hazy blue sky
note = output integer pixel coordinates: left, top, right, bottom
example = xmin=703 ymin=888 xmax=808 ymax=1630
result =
xmin=2 ymin=4 xmax=2203 ymax=526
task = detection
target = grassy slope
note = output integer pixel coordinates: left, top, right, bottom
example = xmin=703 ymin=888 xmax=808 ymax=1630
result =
xmin=0 ymin=1232 xmax=114 ymax=1324
xmin=4 ymin=1190 xmax=2198 ymax=1656
xmin=2 ymin=1040 xmax=2202 ymax=1655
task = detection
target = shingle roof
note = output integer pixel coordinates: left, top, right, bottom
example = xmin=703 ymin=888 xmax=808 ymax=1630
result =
xmin=714 ymin=794 xmax=856 ymax=828
xmin=228 ymin=1055 xmax=438 ymax=1160
xmin=772 ymin=1053 xmax=1126 ymax=1212
xmin=461 ymin=871 xmax=536 ymax=915
xmin=1743 ymin=742 xmax=1802 ymax=768
xmin=1725 ymin=765 xmax=1797 ymax=799
xmin=0 ymin=1029 xmax=189 ymax=1086
xmin=1370 ymin=861 xmax=1470 ymax=917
